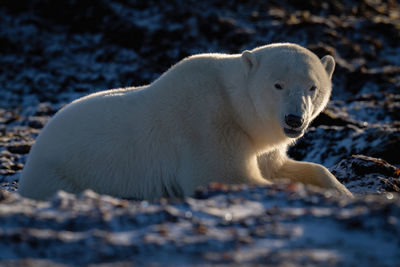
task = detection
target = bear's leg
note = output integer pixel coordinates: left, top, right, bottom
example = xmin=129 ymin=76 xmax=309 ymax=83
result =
xmin=19 ymin=166 xmax=80 ymax=200
xmin=257 ymin=148 xmax=353 ymax=197
xmin=275 ymin=159 xmax=353 ymax=197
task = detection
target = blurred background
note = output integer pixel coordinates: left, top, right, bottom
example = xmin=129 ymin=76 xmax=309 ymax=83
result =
xmin=1 ymin=0 xmax=399 ymax=106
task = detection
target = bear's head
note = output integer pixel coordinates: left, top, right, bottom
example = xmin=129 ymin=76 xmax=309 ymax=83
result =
xmin=241 ymin=43 xmax=335 ymax=140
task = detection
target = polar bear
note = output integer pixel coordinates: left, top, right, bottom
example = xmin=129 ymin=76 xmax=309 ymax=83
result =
xmin=18 ymin=43 xmax=353 ymax=200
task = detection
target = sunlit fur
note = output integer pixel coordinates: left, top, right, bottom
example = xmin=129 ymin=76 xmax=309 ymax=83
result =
xmin=18 ymin=43 xmax=352 ymax=200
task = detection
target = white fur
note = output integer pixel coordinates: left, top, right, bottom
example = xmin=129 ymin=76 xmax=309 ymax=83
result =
xmin=18 ymin=43 xmax=353 ymax=200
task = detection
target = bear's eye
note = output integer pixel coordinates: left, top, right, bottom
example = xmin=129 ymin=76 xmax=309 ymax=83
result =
xmin=309 ymin=85 xmax=317 ymax=91
xmin=274 ymin=83 xmax=283 ymax=90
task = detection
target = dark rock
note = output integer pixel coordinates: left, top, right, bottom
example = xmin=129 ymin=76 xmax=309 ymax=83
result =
xmin=27 ymin=117 xmax=47 ymax=129
xmin=30 ymin=0 xmax=113 ymax=33
xmin=102 ymin=19 xmax=146 ymax=50
xmin=331 ymin=155 xmax=400 ymax=194
xmin=349 ymin=155 xmax=399 ymax=178
xmin=6 ymin=144 xmax=31 ymax=155
xmin=311 ymin=109 xmax=363 ymax=128
xmin=35 ymin=103 xmax=57 ymax=116
xmin=361 ymin=128 xmax=400 ymax=164
xmin=289 ymin=123 xmax=400 ymax=166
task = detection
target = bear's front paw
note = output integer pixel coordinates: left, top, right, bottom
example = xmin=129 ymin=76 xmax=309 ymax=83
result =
xmin=314 ymin=165 xmax=354 ymax=198
xmin=332 ymin=183 xmax=354 ymax=198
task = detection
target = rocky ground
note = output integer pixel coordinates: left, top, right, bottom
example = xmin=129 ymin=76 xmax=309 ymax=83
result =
xmin=0 ymin=0 xmax=399 ymax=265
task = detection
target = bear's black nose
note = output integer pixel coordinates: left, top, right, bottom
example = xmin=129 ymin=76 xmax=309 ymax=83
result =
xmin=285 ymin=114 xmax=304 ymax=128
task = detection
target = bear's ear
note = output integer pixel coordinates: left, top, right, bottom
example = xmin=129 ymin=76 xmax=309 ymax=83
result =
xmin=321 ymin=55 xmax=335 ymax=79
xmin=241 ymin=50 xmax=257 ymax=75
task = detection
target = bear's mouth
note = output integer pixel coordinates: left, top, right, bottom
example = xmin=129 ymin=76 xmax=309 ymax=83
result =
xmin=283 ymin=127 xmax=304 ymax=138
